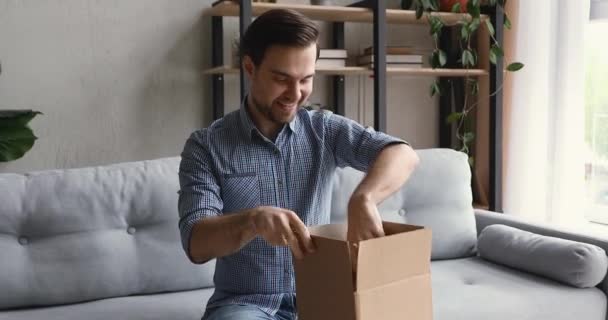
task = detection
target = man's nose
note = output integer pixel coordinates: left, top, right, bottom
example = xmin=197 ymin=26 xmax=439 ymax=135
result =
xmin=285 ymin=83 xmax=301 ymax=103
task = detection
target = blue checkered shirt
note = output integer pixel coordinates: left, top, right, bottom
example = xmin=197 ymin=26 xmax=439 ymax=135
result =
xmin=178 ymin=100 xmax=406 ymax=316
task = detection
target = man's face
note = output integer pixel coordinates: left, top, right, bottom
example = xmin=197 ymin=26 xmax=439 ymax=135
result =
xmin=244 ymin=44 xmax=316 ymax=125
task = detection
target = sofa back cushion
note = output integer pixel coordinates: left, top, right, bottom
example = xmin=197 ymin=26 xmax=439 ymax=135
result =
xmin=0 ymin=157 xmax=215 ymax=310
xmin=330 ymin=148 xmax=477 ymax=260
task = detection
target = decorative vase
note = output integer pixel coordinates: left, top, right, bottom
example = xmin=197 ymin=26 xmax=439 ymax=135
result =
xmin=439 ymin=0 xmax=468 ymax=12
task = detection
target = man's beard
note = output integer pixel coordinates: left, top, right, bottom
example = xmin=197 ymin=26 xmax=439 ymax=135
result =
xmin=251 ymin=95 xmax=298 ymax=125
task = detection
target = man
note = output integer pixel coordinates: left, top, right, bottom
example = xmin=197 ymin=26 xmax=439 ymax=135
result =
xmin=178 ymin=8 xmax=419 ymax=320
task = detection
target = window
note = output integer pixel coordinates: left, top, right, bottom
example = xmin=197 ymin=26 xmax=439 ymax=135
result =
xmin=584 ymin=16 xmax=608 ymax=224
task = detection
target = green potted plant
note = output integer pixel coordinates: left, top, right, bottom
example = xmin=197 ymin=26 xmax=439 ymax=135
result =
xmin=408 ymin=0 xmax=523 ymax=164
xmin=0 ymin=110 xmax=42 ymax=162
xmin=0 ymin=65 xmax=42 ymax=162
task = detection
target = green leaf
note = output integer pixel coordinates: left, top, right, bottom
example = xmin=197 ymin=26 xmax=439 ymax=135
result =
xmin=506 ymin=62 xmax=524 ymax=71
xmin=0 ymin=126 xmax=37 ymax=162
xmin=451 ymin=3 xmax=461 ymax=13
xmin=491 ymin=45 xmax=504 ymax=58
xmin=467 ymin=2 xmax=481 ymax=18
xmin=438 ymin=49 xmax=447 ymax=67
xmin=461 ymin=24 xmax=470 ymax=40
xmin=489 ymin=45 xmax=503 ymax=65
xmin=0 ymin=110 xmax=42 ymax=162
xmin=489 ymin=50 xmax=497 ymax=65
xmin=485 ymin=19 xmax=495 ymax=37
xmin=432 ymin=32 xmax=440 ymax=43
xmin=431 ymin=51 xmax=439 ymax=68
xmin=415 ymin=5 xmax=424 ymax=19
xmin=488 ymin=0 xmax=497 ymax=5
xmin=471 ymin=80 xmax=479 ymax=96
xmin=429 ymin=16 xmax=443 ymax=35
xmin=463 ymin=131 xmax=475 ymax=143
xmin=471 ymin=0 xmax=480 ymax=6
xmin=468 ymin=18 xmax=480 ymax=33
xmin=430 ymin=81 xmax=441 ymax=97
xmin=446 ymin=112 xmax=463 ymax=124
xmin=504 ymin=14 xmax=512 ymax=29
xmin=421 ymin=0 xmax=432 ymax=10
xmin=429 ymin=0 xmax=439 ymax=10
xmin=462 ymin=49 xmax=475 ymax=67
xmin=0 ymin=110 xmax=43 ymax=127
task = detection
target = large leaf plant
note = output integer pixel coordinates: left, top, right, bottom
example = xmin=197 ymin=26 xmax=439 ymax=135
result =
xmin=0 ymin=63 xmax=42 ymax=162
xmin=0 ymin=110 xmax=42 ymax=162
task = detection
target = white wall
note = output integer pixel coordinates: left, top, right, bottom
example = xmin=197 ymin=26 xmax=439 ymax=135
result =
xmin=0 ymin=0 xmax=438 ymax=173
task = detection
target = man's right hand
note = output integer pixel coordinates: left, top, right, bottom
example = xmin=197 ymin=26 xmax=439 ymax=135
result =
xmin=250 ymin=206 xmax=316 ymax=259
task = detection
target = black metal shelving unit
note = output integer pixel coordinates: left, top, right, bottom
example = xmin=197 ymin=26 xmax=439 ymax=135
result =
xmin=207 ymin=0 xmax=504 ymax=211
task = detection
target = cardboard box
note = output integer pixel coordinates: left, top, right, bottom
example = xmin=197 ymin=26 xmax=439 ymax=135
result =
xmin=294 ymin=222 xmax=433 ymax=320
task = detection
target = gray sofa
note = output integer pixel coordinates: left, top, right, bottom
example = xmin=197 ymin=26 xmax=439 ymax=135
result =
xmin=0 ymin=149 xmax=606 ymax=320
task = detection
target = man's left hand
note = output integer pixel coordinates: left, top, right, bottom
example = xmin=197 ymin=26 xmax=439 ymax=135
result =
xmin=346 ymin=194 xmax=385 ymax=243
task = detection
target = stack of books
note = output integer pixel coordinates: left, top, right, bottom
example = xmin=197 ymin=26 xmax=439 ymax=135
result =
xmin=357 ymin=46 xmax=424 ymax=68
xmin=316 ymin=49 xmax=348 ymax=68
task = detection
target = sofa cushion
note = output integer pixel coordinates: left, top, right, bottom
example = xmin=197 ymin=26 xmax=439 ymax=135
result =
xmin=0 ymin=288 xmax=212 ymax=320
xmin=478 ymin=224 xmax=608 ymax=288
xmin=432 ymin=257 xmax=607 ymax=320
xmin=330 ymin=148 xmax=477 ymax=259
xmin=0 ymin=157 xmax=215 ymax=310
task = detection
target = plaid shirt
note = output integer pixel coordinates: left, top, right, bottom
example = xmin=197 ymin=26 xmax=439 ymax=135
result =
xmin=178 ymin=100 xmax=406 ymax=316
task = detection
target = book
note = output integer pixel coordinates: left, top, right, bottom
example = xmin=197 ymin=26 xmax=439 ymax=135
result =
xmin=363 ymin=46 xmax=421 ymax=55
xmin=360 ymin=63 xmax=423 ymax=69
xmin=357 ymin=54 xmax=424 ymax=65
xmin=319 ymin=49 xmax=348 ymax=59
xmin=316 ymin=58 xmax=346 ymax=68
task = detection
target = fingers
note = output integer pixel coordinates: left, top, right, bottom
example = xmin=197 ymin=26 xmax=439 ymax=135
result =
xmin=286 ymin=232 xmax=305 ymax=260
xmin=255 ymin=207 xmax=315 ymax=259
xmin=347 ymin=227 xmax=382 ymax=242
xmin=346 ymin=201 xmax=385 ymax=242
xmin=285 ymin=211 xmax=316 ymax=254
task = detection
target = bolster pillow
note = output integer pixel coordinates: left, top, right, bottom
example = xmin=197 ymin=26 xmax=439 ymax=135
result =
xmin=477 ymin=224 xmax=608 ymax=288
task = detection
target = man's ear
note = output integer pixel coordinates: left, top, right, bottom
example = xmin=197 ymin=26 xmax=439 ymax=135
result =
xmin=243 ymin=55 xmax=255 ymax=79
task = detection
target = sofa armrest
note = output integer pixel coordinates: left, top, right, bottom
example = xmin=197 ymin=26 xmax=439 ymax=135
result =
xmin=475 ymin=209 xmax=608 ymax=297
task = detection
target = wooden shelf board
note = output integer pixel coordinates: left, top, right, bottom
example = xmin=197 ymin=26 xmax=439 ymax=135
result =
xmin=203 ymin=66 xmax=488 ymax=77
xmin=204 ymin=1 xmax=487 ymax=25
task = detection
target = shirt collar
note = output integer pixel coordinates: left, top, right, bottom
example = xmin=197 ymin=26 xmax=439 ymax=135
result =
xmin=239 ymin=96 xmax=299 ymax=141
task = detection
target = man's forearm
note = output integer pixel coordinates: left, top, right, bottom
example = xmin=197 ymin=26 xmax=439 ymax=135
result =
xmin=352 ymin=143 xmax=419 ymax=205
xmin=188 ymin=209 xmax=257 ymax=264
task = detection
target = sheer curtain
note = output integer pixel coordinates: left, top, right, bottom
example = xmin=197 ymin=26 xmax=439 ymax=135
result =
xmin=502 ymin=0 xmax=590 ymax=227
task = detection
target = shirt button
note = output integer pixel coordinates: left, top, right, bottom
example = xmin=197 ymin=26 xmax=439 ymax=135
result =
xmin=18 ymin=236 xmax=29 ymax=246
xmin=274 ymin=149 xmax=280 ymax=155
xmin=278 ymin=179 xmax=283 ymax=186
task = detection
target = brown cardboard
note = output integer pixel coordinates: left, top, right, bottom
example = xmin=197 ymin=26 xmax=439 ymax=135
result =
xmin=294 ymin=221 xmax=432 ymax=320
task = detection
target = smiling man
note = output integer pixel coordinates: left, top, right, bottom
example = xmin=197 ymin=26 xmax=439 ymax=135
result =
xmin=178 ymin=8 xmax=419 ymax=320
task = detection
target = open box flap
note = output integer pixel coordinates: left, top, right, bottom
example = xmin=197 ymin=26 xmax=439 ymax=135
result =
xmin=356 ymin=223 xmax=432 ymax=291
xmin=294 ymin=229 xmax=356 ymax=320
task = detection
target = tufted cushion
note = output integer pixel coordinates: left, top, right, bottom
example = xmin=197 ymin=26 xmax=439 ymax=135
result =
xmin=478 ymin=224 xmax=608 ymax=288
xmin=330 ymin=148 xmax=477 ymax=260
xmin=0 ymin=157 xmax=215 ymax=310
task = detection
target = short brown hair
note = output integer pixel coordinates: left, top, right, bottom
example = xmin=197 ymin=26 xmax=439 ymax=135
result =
xmin=240 ymin=9 xmax=320 ymax=66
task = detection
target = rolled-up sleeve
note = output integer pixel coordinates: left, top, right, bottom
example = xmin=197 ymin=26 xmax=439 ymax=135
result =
xmin=177 ymin=130 xmax=223 ymax=259
xmin=324 ymin=112 xmax=408 ymax=171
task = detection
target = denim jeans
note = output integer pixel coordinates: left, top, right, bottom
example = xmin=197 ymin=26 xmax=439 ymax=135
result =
xmin=202 ymin=295 xmax=297 ymax=320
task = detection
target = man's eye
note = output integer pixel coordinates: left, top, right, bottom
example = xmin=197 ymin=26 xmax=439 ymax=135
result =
xmin=275 ymin=77 xmax=288 ymax=83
